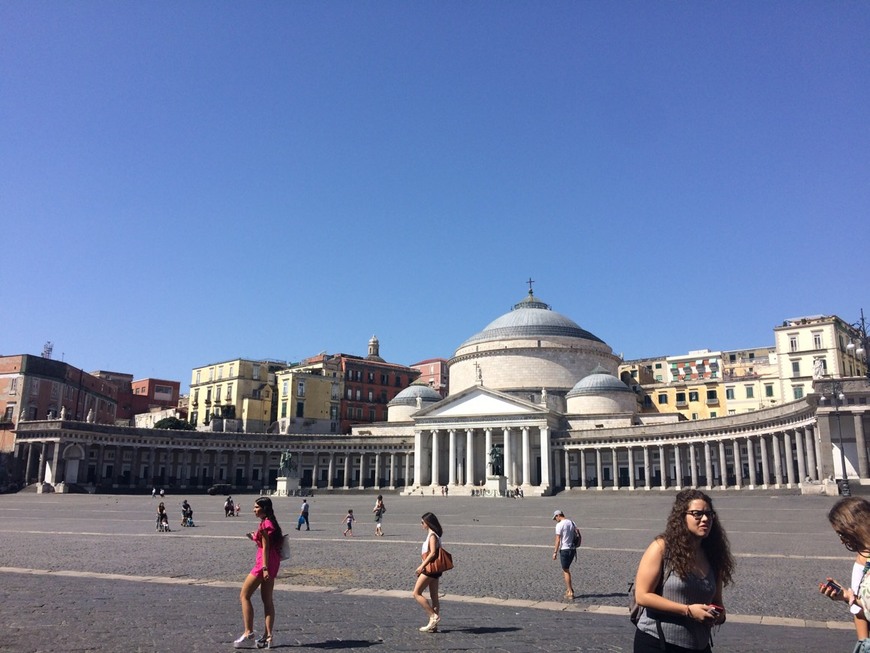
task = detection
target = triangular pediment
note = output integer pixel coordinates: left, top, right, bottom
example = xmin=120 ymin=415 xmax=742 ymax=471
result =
xmin=414 ymin=386 xmax=547 ymax=419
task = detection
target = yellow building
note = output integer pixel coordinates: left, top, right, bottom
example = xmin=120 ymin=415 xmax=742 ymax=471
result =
xmin=721 ymin=346 xmax=781 ymax=414
xmin=189 ymin=358 xmax=287 ymax=433
xmin=275 ymin=367 xmax=342 ymax=434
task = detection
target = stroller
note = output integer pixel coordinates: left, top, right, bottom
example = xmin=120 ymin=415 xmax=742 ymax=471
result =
xmin=224 ymin=497 xmax=235 ymax=517
xmin=156 ymin=512 xmax=171 ymax=532
xmin=181 ymin=502 xmax=195 ymax=527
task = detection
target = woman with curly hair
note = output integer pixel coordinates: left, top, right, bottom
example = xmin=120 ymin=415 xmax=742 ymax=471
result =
xmin=633 ymin=489 xmax=734 ymax=653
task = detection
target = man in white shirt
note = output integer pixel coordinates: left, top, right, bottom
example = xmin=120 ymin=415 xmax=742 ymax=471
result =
xmin=552 ymin=509 xmax=577 ymax=600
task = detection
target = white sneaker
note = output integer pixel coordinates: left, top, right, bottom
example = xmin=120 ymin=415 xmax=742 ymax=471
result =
xmin=233 ymin=632 xmax=257 ymax=648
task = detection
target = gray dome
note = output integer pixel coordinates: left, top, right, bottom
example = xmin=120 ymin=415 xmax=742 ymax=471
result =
xmin=459 ymin=293 xmax=604 ymax=348
xmin=389 ymin=384 xmax=443 ymax=407
xmin=567 ymin=365 xmax=631 ymax=397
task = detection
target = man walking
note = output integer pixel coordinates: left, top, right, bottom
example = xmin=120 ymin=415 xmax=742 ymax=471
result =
xmin=552 ymin=509 xmax=577 ymax=600
xmin=297 ymin=498 xmax=310 ymax=530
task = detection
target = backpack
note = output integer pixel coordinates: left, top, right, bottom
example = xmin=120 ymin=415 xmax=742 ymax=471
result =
xmin=571 ymin=523 xmax=582 ymax=548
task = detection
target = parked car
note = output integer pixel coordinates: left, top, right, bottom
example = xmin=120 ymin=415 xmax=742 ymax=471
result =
xmin=207 ymin=483 xmax=232 ymax=496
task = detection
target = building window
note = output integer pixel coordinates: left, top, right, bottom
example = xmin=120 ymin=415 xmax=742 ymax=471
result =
xmin=657 ymin=394 xmax=668 ymax=405
xmin=791 ymin=361 xmax=800 ymax=376
xmin=218 ymin=366 xmax=223 ymax=380
xmin=330 ymin=405 xmax=339 ymax=420
xmin=208 ymin=368 xmax=214 ymax=381
xmin=30 ymin=379 xmax=39 ymax=395
xmin=253 ymin=365 xmax=260 ymax=381
xmin=355 ymin=389 xmax=361 ymax=400
xmin=281 ymin=401 xmax=287 ymax=418
xmin=225 ymin=384 xmax=232 ymax=402
xmin=282 ymin=380 xmax=289 ymax=396
xmin=3 ymin=406 xmax=14 ymax=421
xmin=710 ymin=411 xmax=717 ymax=418
xmin=793 ymin=386 xmax=804 ymax=400
xmin=331 ymin=384 xmax=340 ymax=400
xmin=368 ymin=372 xmax=374 ymax=383
xmin=9 ymin=377 xmax=18 ymax=395
xmin=229 ymin=364 xmax=234 ymax=377
xmin=297 ymin=381 xmax=305 ymax=397
xmin=813 ymin=333 xmax=822 ymax=349
xmin=745 ymin=386 xmax=755 ymax=399
xmin=765 ymin=384 xmax=774 ymax=398
xmin=368 ymin=391 xmax=373 ymax=402
xmin=726 ymin=388 xmax=735 ymax=400
xmin=369 ymin=408 xmax=376 ymax=421
xmin=296 ymin=401 xmax=304 ymax=418
xmin=789 ymin=335 xmax=799 ymax=352
xmin=196 ymin=370 xmax=201 ymax=384
xmin=676 ymin=392 xmax=687 ymax=406
xmin=691 ymin=413 xmax=699 ymax=420
xmin=346 ymin=388 xmax=353 ymax=400
xmin=706 ymin=389 xmax=717 ymax=401
xmin=380 ymin=373 xmax=388 ymax=385
xmin=395 ymin=375 xmax=402 ymax=387
xmin=689 ymin=391 xmax=699 ymax=402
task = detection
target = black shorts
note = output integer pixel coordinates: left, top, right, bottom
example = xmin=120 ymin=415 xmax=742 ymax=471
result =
xmin=559 ymin=548 xmax=576 ymax=570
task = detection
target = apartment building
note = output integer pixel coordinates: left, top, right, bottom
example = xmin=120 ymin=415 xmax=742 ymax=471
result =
xmin=721 ymin=346 xmax=781 ymax=414
xmin=410 ymin=358 xmax=450 ymax=397
xmin=774 ymin=315 xmax=868 ymax=400
xmin=275 ymin=366 xmax=342 ymax=434
xmin=188 ymin=358 xmax=287 ymax=433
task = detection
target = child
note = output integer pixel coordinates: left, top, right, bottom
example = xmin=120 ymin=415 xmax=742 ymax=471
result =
xmin=343 ymin=509 xmax=355 ymax=537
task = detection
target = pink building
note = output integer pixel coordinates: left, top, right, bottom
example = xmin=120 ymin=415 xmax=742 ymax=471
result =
xmin=410 ymin=358 xmax=449 ymax=397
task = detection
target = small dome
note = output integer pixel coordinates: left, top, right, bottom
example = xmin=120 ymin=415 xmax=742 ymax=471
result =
xmin=567 ymin=365 xmax=631 ymax=397
xmin=459 ymin=293 xmax=604 ymax=348
xmin=389 ymin=384 xmax=443 ymax=407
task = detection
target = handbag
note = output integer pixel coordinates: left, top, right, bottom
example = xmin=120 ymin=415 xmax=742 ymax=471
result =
xmin=279 ymin=533 xmax=291 ymax=561
xmin=852 ymin=640 xmax=870 ymax=653
xmin=422 ymin=547 xmax=454 ymax=574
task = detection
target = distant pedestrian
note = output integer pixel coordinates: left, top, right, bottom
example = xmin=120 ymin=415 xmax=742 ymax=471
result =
xmin=159 ymin=488 xmax=165 ymax=498
xmin=414 ymin=512 xmax=444 ymax=633
xmin=156 ymin=502 xmax=170 ymax=532
xmin=151 ymin=487 xmax=156 ymax=498
xmin=234 ymin=497 xmax=283 ymax=650
xmin=343 ymin=509 xmax=355 ymax=536
xmin=235 ymin=503 xmax=241 ymax=517
xmin=297 ymin=499 xmax=310 ymax=531
xmin=373 ymin=495 xmax=386 ymax=537
xmin=552 ymin=510 xmax=577 ymax=599
xmin=225 ymin=496 xmax=235 ymax=517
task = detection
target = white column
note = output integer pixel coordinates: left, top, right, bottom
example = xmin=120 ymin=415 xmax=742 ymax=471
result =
xmin=564 ymin=449 xmax=572 ymax=489
xmin=389 ymin=452 xmax=397 ymax=489
xmin=643 ymin=446 xmax=651 ymax=490
xmin=596 ymin=449 xmax=603 ymax=490
xmin=794 ymin=429 xmax=807 ymax=484
xmin=327 ymin=453 xmax=335 ymax=490
xmin=689 ymin=444 xmax=698 ymax=488
xmin=718 ymin=441 xmax=727 ymax=489
xmin=805 ymin=425 xmax=818 ymax=481
xmin=448 ymin=429 xmax=457 ymax=486
xmin=784 ymin=431 xmax=795 ymax=486
xmin=733 ymin=439 xmax=743 ymax=489
xmin=413 ymin=430 xmax=423 ymax=487
xmin=760 ymin=434 xmax=771 ymax=487
xmin=357 ymin=453 xmax=366 ymax=489
xmin=485 ymin=428 xmax=493 ymax=476
xmin=674 ymin=445 xmax=683 ymax=490
xmin=628 ymin=447 xmax=635 ymax=490
xmin=540 ymin=426 xmax=551 ymax=490
xmin=772 ymin=432 xmax=783 ymax=487
xmin=580 ymin=449 xmax=587 ymax=488
xmin=521 ymin=426 xmax=531 ymax=486
xmin=405 ymin=452 xmax=412 ymax=487
xmin=746 ymin=437 xmax=757 ymax=488
xmin=659 ymin=445 xmax=667 ymax=490
xmin=464 ymin=429 xmax=473 ymax=486
xmin=611 ymin=447 xmax=619 ymax=489
xmin=503 ymin=427 xmax=512 ymax=486
xmin=431 ymin=429 xmax=441 ymax=487
xmin=704 ymin=442 xmax=714 ymax=490
xmin=343 ymin=452 xmax=352 ymax=489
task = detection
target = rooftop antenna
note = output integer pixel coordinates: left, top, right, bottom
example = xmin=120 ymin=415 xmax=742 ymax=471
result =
xmin=42 ymin=341 xmax=54 ymax=359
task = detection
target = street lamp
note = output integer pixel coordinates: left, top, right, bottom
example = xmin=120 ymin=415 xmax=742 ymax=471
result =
xmin=845 ymin=308 xmax=869 ymax=380
xmin=818 ymin=380 xmax=850 ymax=496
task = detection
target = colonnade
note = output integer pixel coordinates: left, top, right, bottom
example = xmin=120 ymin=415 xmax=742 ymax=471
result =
xmin=559 ymin=426 xmax=822 ymax=490
xmin=413 ymin=423 xmax=552 ymax=492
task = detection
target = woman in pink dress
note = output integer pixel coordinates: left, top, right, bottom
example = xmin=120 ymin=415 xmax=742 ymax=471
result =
xmin=234 ymin=497 xmax=283 ymax=649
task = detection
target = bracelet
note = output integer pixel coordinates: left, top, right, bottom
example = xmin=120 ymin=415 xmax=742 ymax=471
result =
xmin=685 ymin=605 xmax=691 ymax=618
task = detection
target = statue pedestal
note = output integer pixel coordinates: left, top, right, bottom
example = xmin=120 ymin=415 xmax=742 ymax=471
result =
xmin=275 ymin=476 xmax=299 ymax=496
xmin=485 ymin=475 xmax=506 ymax=494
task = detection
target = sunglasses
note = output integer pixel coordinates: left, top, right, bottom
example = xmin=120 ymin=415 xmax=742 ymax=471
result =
xmin=686 ymin=510 xmax=716 ymax=520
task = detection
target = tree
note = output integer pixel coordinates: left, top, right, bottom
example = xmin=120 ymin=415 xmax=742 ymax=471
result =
xmin=153 ymin=416 xmax=195 ymax=431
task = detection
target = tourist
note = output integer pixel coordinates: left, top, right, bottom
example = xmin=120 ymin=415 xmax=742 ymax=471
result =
xmin=297 ymin=499 xmax=310 ymax=531
xmin=156 ymin=502 xmax=170 ymax=532
xmin=225 ymin=496 xmax=235 ymax=517
xmin=552 ymin=510 xmax=578 ymax=599
xmin=818 ymin=497 xmax=870 ymax=642
xmin=632 ymin=489 xmax=733 ymax=652
xmin=414 ymin=512 xmax=444 ymax=633
xmin=343 ymin=509 xmax=355 ymax=536
xmin=234 ymin=497 xmax=283 ymax=649
xmin=373 ymin=495 xmax=386 ymax=537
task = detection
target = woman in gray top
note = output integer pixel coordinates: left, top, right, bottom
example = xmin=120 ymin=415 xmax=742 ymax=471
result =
xmin=633 ymin=489 xmax=734 ymax=652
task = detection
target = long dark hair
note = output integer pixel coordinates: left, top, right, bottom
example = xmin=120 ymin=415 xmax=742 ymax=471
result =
xmin=255 ymin=497 xmax=283 ymax=544
xmin=828 ymin=497 xmax=870 ymax=555
xmin=660 ymin=489 xmax=733 ymax=587
xmin=421 ymin=512 xmax=443 ymax=537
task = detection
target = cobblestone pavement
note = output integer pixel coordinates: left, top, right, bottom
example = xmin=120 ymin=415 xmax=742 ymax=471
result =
xmin=0 ymin=489 xmax=861 ymax=652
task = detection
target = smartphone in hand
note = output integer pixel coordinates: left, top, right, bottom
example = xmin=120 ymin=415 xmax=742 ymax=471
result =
xmin=708 ymin=604 xmax=724 ymax=617
xmin=824 ymin=580 xmax=843 ymax=593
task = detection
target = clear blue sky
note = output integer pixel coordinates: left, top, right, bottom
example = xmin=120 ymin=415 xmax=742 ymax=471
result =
xmin=2 ymin=2 xmax=868 ymax=390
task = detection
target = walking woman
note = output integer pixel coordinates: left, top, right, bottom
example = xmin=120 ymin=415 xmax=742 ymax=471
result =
xmin=632 ymin=489 xmax=734 ymax=652
xmin=234 ymin=497 xmax=283 ymax=649
xmin=373 ymin=495 xmax=386 ymax=537
xmin=413 ymin=512 xmax=444 ymax=633
xmin=819 ymin=497 xmax=870 ymax=644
